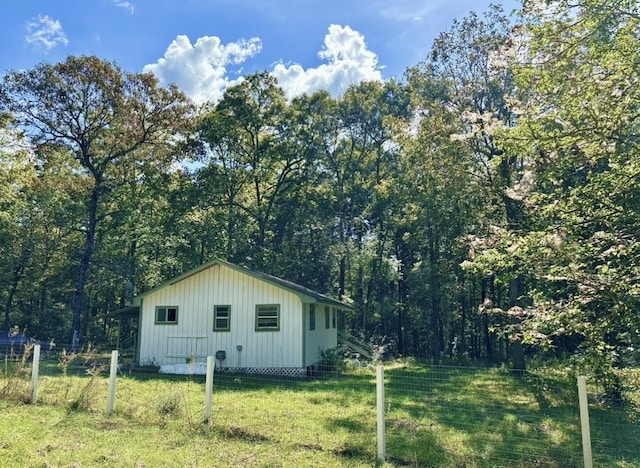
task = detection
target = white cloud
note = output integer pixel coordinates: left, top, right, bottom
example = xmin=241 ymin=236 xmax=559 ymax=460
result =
xmin=113 ymin=0 xmax=135 ymax=14
xmin=144 ymin=35 xmax=262 ymax=104
xmin=25 ymin=15 xmax=69 ymax=52
xmin=146 ymin=25 xmax=382 ymax=103
xmin=272 ymin=25 xmax=382 ymax=99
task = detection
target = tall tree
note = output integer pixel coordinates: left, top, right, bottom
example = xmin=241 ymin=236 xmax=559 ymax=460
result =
xmin=1 ymin=56 xmax=194 ymax=347
xmin=323 ymin=81 xmax=410 ymax=329
xmin=406 ymin=5 xmax=519 ymax=363
xmin=473 ymin=0 xmax=640 ymax=397
xmin=392 ymin=78 xmax=484 ymax=360
xmin=198 ymin=72 xmax=315 ymax=269
xmin=264 ymin=90 xmax=339 ymax=289
xmin=0 ymin=114 xmax=36 ymax=330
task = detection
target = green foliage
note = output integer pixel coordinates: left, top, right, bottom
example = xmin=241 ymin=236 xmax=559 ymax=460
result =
xmin=1 ymin=55 xmax=195 ymax=346
xmin=197 ymin=72 xmax=300 ymax=268
xmin=4 ymin=2 xmax=640 ymax=402
xmin=319 ymin=347 xmax=347 ymax=374
xmin=467 ymin=0 xmax=640 ymax=396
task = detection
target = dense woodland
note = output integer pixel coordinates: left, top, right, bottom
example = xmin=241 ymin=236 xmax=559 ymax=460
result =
xmin=1 ymin=0 xmax=639 ymax=397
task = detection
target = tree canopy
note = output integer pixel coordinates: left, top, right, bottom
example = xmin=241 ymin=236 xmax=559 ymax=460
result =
xmin=1 ymin=55 xmax=194 ymax=347
xmin=1 ymin=2 xmax=639 ymax=398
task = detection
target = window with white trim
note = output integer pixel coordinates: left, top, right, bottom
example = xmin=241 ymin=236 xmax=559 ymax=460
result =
xmin=325 ymin=306 xmax=330 ymax=329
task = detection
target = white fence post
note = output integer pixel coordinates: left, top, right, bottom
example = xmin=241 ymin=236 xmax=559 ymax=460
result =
xmin=577 ymin=376 xmax=593 ymax=468
xmin=107 ymin=350 xmax=118 ymax=415
xmin=204 ymin=356 xmax=215 ymax=424
xmin=31 ymin=344 xmax=41 ymax=403
xmin=376 ymin=365 xmax=386 ymax=462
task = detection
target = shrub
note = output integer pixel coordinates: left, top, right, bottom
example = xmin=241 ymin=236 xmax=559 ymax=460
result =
xmin=156 ymin=392 xmax=183 ymax=417
xmin=318 ymin=347 xmax=347 ymax=374
xmin=68 ymin=364 xmax=107 ymax=411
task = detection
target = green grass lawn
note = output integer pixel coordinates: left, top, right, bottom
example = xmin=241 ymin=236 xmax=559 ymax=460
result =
xmin=1 ymin=359 xmax=638 ymax=467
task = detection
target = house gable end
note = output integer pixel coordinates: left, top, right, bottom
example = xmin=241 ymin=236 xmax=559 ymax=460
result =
xmin=130 ymin=258 xmax=352 ymax=311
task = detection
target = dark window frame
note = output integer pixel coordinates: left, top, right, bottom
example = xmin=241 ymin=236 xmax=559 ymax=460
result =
xmin=255 ymin=304 xmax=280 ymax=331
xmin=155 ymin=306 xmax=178 ymax=325
xmin=213 ymin=305 xmax=231 ymax=331
xmin=309 ymin=304 xmax=316 ymax=330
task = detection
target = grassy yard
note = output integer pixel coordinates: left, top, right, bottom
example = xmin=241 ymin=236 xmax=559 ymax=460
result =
xmin=1 ymin=358 xmax=638 ymax=467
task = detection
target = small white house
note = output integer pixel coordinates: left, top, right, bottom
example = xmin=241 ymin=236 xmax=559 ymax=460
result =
xmin=116 ymin=259 xmax=352 ymax=375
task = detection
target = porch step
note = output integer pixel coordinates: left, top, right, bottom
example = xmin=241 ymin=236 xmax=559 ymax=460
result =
xmin=337 ymin=331 xmax=373 ymax=360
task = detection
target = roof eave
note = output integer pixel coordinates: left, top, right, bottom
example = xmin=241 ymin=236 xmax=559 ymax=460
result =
xmin=132 ymin=258 xmax=354 ymax=310
xmin=109 ymin=305 xmax=141 ymax=316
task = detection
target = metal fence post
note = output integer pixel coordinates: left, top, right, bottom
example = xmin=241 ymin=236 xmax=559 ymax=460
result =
xmin=107 ymin=350 xmax=118 ymax=415
xmin=377 ymin=365 xmax=386 ymax=462
xmin=205 ymin=356 xmax=215 ymax=424
xmin=31 ymin=344 xmax=41 ymax=403
xmin=577 ymin=376 xmax=593 ymax=468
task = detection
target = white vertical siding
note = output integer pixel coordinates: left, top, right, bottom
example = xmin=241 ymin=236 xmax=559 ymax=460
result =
xmin=304 ymin=304 xmax=338 ymax=367
xmin=138 ymin=263 xmax=305 ymax=368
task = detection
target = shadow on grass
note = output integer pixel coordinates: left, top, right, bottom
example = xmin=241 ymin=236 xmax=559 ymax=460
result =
xmin=588 ymin=404 xmax=640 ymax=465
xmin=331 ymin=443 xmax=373 ymax=463
xmin=329 ymin=415 xmax=369 ymax=433
xmin=383 ymin=365 xmax=639 ymax=467
xmin=104 ymin=365 xmax=376 ymax=391
xmin=323 ymin=415 xmax=376 ymax=464
xmin=216 ymin=424 xmax=272 ymax=443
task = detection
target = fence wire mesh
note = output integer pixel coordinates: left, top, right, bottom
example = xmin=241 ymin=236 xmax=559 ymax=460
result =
xmin=384 ymin=366 xmax=584 ymax=467
xmin=584 ymin=377 xmax=640 ymax=466
xmin=1 ymin=347 xmax=639 ymax=467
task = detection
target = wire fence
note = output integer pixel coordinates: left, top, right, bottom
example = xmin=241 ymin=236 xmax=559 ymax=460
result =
xmin=385 ymin=366 xmax=581 ymax=466
xmin=2 ymin=345 xmax=639 ymax=467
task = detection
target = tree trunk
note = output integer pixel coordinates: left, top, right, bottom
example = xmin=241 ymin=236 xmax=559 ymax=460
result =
xmin=512 ymin=339 xmax=526 ymax=374
xmin=2 ymin=262 xmax=25 ymax=330
xmin=226 ymin=197 xmax=234 ymax=261
xmin=429 ymin=234 xmax=442 ymax=364
xmin=396 ymin=260 xmax=405 ymax=355
xmin=481 ymin=278 xmax=494 ymax=359
xmin=459 ymin=288 xmax=467 ymax=357
xmin=509 ymin=276 xmax=526 ymax=373
xmin=338 ymin=256 xmax=346 ymax=300
xmin=71 ymin=185 xmax=100 ymax=350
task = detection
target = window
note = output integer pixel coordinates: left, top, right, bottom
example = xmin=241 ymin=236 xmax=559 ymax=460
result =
xmin=325 ymin=306 xmax=330 ymax=329
xmin=332 ymin=309 xmax=336 ymax=328
xmin=213 ymin=305 xmax=231 ymax=331
xmin=255 ymin=304 xmax=280 ymax=331
xmin=156 ymin=306 xmax=178 ymax=324
xmin=309 ymin=304 xmax=316 ymax=330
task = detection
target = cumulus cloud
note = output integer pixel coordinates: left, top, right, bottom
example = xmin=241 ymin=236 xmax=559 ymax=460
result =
xmin=144 ymin=35 xmax=262 ymax=104
xmin=25 ymin=15 xmax=69 ymax=52
xmin=146 ymin=25 xmax=381 ymax=103
xmin=113 ymin=0 xmax=135 ymax=14
xmin=272 ymin=25 xmax=382 ymax=99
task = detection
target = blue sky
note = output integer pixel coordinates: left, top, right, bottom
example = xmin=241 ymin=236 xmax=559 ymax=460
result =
xmin=1 ymin=0 xmax=520 ymax=103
